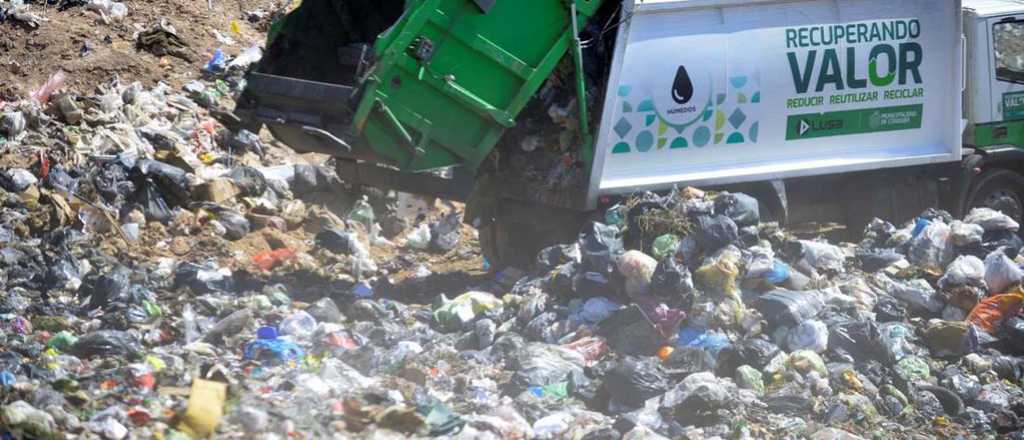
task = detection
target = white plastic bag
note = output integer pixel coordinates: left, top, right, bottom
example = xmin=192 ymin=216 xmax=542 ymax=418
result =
xmin=1 ymin=111 xmax=26 ymax=138
xmin=617 ymin=250 xmax=657 ymax=296
xmin=892 ymin=278 xmax=943 ymax=314
xmin=984 ymin=249 xmax=1024 ymax=294
xmin=949 ymin=220 xmax=985 ymax=247
xmin=799 ymin=240 xmax=845 ymax=273
xmin=786 ymin=319 xmax=829 ymax=353
xmin=87 ymin=0 xmax=127 ymax=21
xmin=404 ymin=223 xmax=431 ymax=249
xmin=965 ymin=207 xmax=1020 ymax=232
xmin=279 ymin=311 xmax=317 ymax=339
xmin=907 ymin=221 xmax=954 ymax=274
xmin=743 ymin=246 xmax=775 ymax=279
xmin=938 ymin=255 xmax=987 ymax=290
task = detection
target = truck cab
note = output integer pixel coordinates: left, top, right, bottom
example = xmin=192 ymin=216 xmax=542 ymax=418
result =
xmin=967 ymin=0 xmax=1024 ymax=150
xmin=960 ymin=0 xmax=1024 ymax=224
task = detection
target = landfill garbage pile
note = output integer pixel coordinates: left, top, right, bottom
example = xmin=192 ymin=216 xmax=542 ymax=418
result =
xmin=3 ymin=84 xmax=1024 ymax=440
xmin=6 ymin=5 xmax=1024 ymax=440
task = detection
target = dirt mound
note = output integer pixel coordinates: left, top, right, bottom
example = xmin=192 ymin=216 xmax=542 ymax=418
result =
xmin=0 ymin=0 xmax=282 ymax=100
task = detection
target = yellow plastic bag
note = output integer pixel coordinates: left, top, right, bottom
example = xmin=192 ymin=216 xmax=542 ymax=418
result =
xmin=695 ymin=246 xmax=741 ymax=298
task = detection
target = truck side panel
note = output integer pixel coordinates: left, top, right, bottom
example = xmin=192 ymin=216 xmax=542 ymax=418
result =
xmin=588 ymin=0 xmax=963 ymax=208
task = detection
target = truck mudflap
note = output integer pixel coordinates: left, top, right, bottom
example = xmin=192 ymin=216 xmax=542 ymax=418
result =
xmin=234 ymin=72 xmax=377 ymax=160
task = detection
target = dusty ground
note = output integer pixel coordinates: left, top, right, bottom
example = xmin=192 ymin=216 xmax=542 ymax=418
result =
xmin=0 ymin=0 xmax=285 ymax=100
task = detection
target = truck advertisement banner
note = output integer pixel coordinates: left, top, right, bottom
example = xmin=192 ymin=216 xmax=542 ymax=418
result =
xmin=592 ymin=0 xmax=961 ymax=197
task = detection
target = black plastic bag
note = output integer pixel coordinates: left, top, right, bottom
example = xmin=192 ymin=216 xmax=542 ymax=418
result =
xmin=663 ymin=346 xmax=715 ymax=377
xmin=430 ymin=210 xmax=462 ymax=253
xmin=316 ymin=228 xmax=358 ymax=254
xmin=714 ymin=192 xmax=760 ymax=227
xmin=874 ymin=295 xmax=908 ymax=323
xmin=44 ymin=166 xmax=78 ymax=193
xmin=307 ymin=297 xmax=343 ymax=323
xmin=545 ymin=262 xmax=576 ymax=294
xmin=716 ymin=338 xmax=781 ymax=376
xmin=693 ymin=214 xmax=738 ymax=253
xmin=983 ymin=229 xmax=1024 ymax=255
xmin=1005 ymin=317 xmax=1024 ymax=354
xmin=604 ymin=357 xmax=670 ymax=408
xmin=509 ymin=343 xmax=585 ymax=392
xmin=524 ymin=311 xmax=560 ymax=343
xmin=738 ymin=225 xmax=760 ymax=247
xmin=45 ymin=259 xmax=80 ymax=292
xmin=227 ymin=166 xmax=268 ymax=196
xmin=755 ymin=290 xmax=824 ymax=329
xmin=93 ymin=163 xmax=134 ymax=204
xmin=70 ymin=330 xmax=142 ymax=359
xmin=218 ymin=209 xmax=251 ymax=240
xmin=763 ymin=393 xmax=812 ymax=416
xmin=173 ymin=262 xmax=235 ymax=294
xmin=84 ymin=266 xmax=131 ymax=310
xmin=826 ymin=318 xmax=885 ymax=363
xmin=991 ymin=356 xmax=1024 ymax=382
xmin=291 ymin=164 xmax=320 ymax=195
xmin=573 ymin=271 xmax=617 ymax=298
xmin=134 ymin=159 xmax=190 ymax=206
xmin=624 ymin=201 xmax=667 ymax=253
xmin=536 ymin=244 xmax=580 ymax=272
xmin=579 ymin=222 xmax=623 ymax=274
xmin=130 ymin=179 xmax=172 ymax=223
xmin=856 ymin=248 xmax=905 ymax=273
xmin=229 ymin=129 xmax=264 ymax=155
xmin=650 ymin=256 xmax=695 ymax=308
xmin=598 ymin=304 xmax=663 ymax=356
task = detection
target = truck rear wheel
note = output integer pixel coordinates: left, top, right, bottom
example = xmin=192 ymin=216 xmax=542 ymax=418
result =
xmin=965 ymin=169 xmax=1024 ymax=224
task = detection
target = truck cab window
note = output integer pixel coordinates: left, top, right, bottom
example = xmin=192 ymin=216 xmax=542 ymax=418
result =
xmin=994 ymin=20 xmax=1024 ymax=84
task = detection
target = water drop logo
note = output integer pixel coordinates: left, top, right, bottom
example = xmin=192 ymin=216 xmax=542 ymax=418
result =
xmin=671 ymin=66 xmax=694 ymax=105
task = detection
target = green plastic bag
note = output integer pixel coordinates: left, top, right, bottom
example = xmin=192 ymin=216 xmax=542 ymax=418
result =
xmin=46 ymin=331 xmax=77 ymax=353
xmin=434 ymin=291 xmax=503 ymax=331
xmin=347 ymin=196 xmax=376 ymax=229
xmin=652 ymin=234 xmax=680 ymax=260
xmin=734 ymin=365 xmax=765 ymax=395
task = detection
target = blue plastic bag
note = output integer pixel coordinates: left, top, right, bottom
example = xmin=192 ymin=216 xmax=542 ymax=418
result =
xmin=764 ymin=260 xmax=791 ymax=284
xmin=677 ymin=327 xmax=730 ymax=359
xmin=205 ymin=48 xmax=226 ymax=72
xmin=243 ymin=338 xmax=304 ymax=365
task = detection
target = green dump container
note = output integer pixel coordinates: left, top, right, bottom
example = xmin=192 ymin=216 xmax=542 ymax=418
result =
xmin=352 ymin=0 xmax=603 ymax=172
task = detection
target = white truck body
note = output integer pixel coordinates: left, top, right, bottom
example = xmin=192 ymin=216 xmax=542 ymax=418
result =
xmin=588 ymin=0 xmax=965 ymax=207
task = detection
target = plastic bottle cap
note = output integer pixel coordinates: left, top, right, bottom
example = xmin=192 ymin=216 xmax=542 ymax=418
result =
xmin=256 ymin=326 xmax=278 ymax=340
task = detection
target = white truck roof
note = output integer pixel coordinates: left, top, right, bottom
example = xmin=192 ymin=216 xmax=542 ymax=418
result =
xmin=964 ymin=0 xmax=1024 ymax=17
xmin=638 ymin=0 xmax=1023 ymax=17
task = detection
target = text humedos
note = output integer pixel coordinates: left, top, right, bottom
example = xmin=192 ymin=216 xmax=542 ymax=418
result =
xmin=786 ymin=19 xmax=923 ymax=94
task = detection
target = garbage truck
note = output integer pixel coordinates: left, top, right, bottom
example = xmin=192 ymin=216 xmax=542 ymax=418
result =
xmin=232 ymin=0 xmax=1024 ymax=267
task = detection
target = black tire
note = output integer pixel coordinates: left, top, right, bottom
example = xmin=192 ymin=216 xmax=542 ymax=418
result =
xmin=965 ymin=169 xmax=1024 ymax=225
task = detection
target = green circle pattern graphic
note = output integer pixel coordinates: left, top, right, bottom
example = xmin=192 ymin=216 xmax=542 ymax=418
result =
xmin=636 ymin=131 xmax=654 ymax=152
xmin=693 ymin=127 xmax=711 ymax=147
